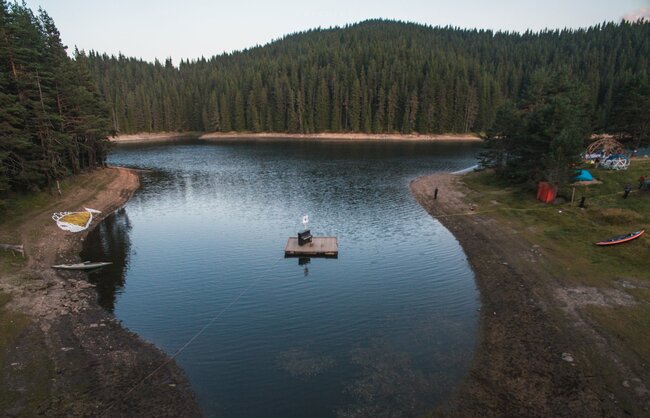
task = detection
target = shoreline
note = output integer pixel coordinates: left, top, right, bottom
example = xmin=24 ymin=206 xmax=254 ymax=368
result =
xmin=410 ymin=172 xmax=639 ymax=416
xmin=109 ymin=132 xmax=202 ymax=143
xmin=410 ymin=172 xmax=584 ymax=416
xmin=0 ymin=167 xmax=200 ymax=416
xmin=109 ymin=131 xmax=482 ymax=143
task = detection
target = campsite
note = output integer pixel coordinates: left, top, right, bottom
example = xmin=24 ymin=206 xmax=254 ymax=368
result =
xmin=464 ymin=157 xmax=649 ymax=287
xmin=467 ymin=157 xmax=650 ymax=372
xmin=410 ymin=156 xmax=650 ymax=415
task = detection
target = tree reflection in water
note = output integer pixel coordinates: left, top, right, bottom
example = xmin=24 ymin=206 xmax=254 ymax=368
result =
xmin=81 ymin=208 xmax=132 ymax=312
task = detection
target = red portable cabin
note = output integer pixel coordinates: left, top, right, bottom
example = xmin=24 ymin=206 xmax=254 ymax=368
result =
xmin=537 ymin=182 xmax=557 ymax=203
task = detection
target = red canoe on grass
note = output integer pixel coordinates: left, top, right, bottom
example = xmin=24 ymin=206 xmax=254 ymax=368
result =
xmin=595 ymin=230 xmax=645 ymax=246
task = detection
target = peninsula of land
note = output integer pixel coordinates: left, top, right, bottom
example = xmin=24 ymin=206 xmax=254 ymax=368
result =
xmin=0 ymin=167 xmax=200 ymax=416
xmin=411 ymin=169 xmax=649 ymax=417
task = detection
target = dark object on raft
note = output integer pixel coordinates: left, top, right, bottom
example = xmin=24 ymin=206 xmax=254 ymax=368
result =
xmin=595 ymin=230 xmax=645 ymax=246
xmin=298 ymin=229 xmax=312 ymax=246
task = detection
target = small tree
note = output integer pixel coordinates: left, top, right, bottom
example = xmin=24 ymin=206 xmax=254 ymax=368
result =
xmin=479 ymin=102 xmax=519 ymax=177
xmin=482 ymin=69 xmax=591 ymax=187
xmin=610 ymin=76 xmax=650 ymax=150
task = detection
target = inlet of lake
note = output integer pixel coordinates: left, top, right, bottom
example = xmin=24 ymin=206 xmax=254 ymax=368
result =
xmin=82 ymin=139 xmax=481 ymax=417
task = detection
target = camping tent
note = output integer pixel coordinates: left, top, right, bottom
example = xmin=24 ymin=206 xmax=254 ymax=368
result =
xmin=537 ymin=182 xmax=557 ymax=203
xmin=574 ymin=169 xmax=594 ymax=181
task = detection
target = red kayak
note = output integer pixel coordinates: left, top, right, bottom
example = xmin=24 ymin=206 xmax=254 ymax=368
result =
xmin=595 ymin=230 xmax=645 ymax=246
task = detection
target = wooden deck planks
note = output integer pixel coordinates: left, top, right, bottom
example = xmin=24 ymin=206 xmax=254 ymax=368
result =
xmin=284 ymin=237 xmax=338 ymax=257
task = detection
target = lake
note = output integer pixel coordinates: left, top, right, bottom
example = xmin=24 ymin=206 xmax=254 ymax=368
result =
xmin=82 ymin=139 xmax=481 ymax=417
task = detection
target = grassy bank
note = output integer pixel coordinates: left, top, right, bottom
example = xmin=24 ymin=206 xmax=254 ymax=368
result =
xmin=1 ymin=168 xmax=199 ymax=416
xmin=0 ymin=180 xmax=71 ymax=402
xmin=0 ymin=292 xmax=56 ymax=415
xmin=463 ymin=159 xmax=649 ymax=284
xmin=0 ymin=174 xmax=102 ymax=414
xmin=462 ymin=158 xmax=650 ymax=379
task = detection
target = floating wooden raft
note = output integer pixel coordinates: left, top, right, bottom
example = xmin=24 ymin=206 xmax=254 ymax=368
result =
xmin=284 ymin=237 xmax=338 ymax=257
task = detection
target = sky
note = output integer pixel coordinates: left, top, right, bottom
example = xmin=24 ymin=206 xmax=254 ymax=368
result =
xmin=23 ymin=0 xmax=650 ymax=64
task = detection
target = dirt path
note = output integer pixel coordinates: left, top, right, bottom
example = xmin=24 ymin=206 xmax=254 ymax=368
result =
xmin=410 ymin=173 xmax=647 ymax=417
xmin=0 ymin=167 xmax=200 ymax=417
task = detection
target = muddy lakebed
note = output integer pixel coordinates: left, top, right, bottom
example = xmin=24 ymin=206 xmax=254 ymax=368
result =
xmin=82 ymin=139 xmax=480 ymax=417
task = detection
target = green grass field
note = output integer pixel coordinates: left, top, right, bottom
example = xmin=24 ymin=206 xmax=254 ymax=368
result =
xmin=464 ymin=158 xmax=650 ymax=287
xmin=462 ymin=158 xmax=650 ymax=367
xmin=0 ymin=172 xmax=110 ymax=414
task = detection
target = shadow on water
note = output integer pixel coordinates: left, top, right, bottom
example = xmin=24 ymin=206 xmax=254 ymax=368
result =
xmin=80 ymin=208 xmax=132 ymax=312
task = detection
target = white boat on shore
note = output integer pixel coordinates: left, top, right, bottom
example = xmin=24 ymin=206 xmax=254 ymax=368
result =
xmin=52 ymin=261 xmax=112 ymax=270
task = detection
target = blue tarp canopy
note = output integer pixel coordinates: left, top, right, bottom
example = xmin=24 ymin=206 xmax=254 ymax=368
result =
xmin=575 ymin=169 xmax=594 ymax=181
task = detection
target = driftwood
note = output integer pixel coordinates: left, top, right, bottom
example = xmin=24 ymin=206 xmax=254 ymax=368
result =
xmin=0 ymin=243 xmax=24 ymax=256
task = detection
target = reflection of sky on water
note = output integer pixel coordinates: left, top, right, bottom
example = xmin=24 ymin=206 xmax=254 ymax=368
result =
xmin=83 ymin=139 xmax=481 ymax=417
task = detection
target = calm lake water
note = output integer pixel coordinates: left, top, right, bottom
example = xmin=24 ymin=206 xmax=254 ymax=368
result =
xmin=82 ymin=139 xmax=481 ymax=417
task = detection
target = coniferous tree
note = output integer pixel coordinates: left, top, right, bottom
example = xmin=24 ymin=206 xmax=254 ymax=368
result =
xmin=385 ymin=84 xmax=399 ymax=132
xmin=610 ymin=76 xmax=650 ymax=150
xmin=315 ymin=76 xmax=330 ymax=131
xmin=246 ymin=90 xmax=260 ymax=132
xmin=348 ymin=77 xmax=361 ymax=131
xmin=0 ymin=2 xmax=110 ymax=202
xmin=482 ymin=70 xmax=591 ymax=186
xmin=402 ymin=90 xmax=419 ymax=133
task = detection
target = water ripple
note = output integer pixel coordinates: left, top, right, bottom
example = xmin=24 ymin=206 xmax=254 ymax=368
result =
xmin=83 ymin=139 xmax=481 ymax=418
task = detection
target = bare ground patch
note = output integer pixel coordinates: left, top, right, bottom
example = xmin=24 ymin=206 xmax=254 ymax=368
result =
xmin=556 ymin=286 xmax=635 ymax=315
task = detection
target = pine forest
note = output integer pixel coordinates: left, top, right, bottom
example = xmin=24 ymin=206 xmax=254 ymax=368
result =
xmin=84 ymin=19 xmax=649 ymax=136
xmin=1 ymin=1 xmax=110 ymax=196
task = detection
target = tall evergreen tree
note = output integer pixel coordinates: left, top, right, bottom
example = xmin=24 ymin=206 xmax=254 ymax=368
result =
xmin=0 ymin=2 xmax=110 ymax=201
xmin=482 ymin=70 xmax=591 ymax=186
xmin=610 ymin=76 xmax=650 ymax=150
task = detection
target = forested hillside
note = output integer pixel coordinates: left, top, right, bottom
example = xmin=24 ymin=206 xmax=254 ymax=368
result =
xmin=0 ymin=1 xmax=110 ymax=197
xmin=84 ymin=19 xmax=649 ymax=135
xmin=2 ymin=12 xmax=648 ymax=197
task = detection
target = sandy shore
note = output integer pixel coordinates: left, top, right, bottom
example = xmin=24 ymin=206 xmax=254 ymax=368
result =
xmin=0 ymin=167 xmax=200 ymax=416
xmin=109 ymin=132 xmax=201 ymax=143
xmin=200 ymin=131 xmax=482 ymax=141
xmin=109 ymin=131 xmax=482 ymax=143
xmin=410 ymin=173 xmax=644 ymax=417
